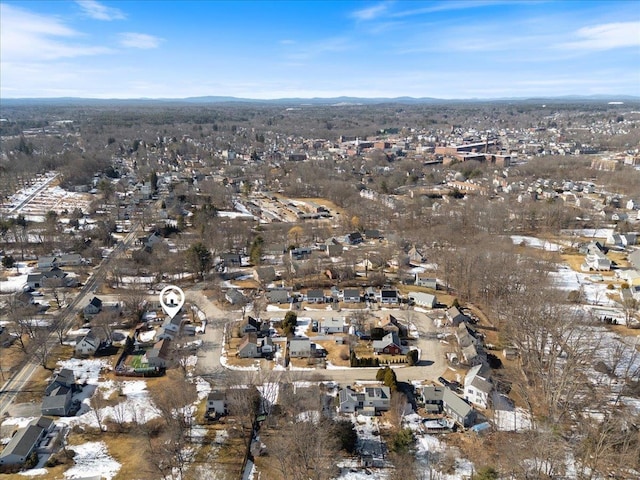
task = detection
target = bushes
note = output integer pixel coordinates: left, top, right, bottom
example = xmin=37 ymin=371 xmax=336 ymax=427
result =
xmin=406 ymin=349 xmax=419 ymax=366
xmin=333 ymin=419 xmax=358 ymax=454
xmin=473 ymin=466 xmax=499 ymax=480
xmin=350 ymin=352 xmax=380 ymax=367
xmin=282 ymin=311 xmax=298 ymax=336
xmin=389 ymin=428 xmax=414 ymax=453
xmin=486 ymin=353 xmax=502 ymax=369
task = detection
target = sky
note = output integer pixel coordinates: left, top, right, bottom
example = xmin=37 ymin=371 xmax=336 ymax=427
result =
xmin=1 ymin=0 xmax=639 ymax=99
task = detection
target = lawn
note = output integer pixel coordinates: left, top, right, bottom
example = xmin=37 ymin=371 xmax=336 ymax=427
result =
xmin=128 ymin=354 xmax=146 ymax=369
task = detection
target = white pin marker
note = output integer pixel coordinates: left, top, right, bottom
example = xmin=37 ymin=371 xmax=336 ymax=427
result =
xmin=159 ymin=285 xmax=185 ymax=319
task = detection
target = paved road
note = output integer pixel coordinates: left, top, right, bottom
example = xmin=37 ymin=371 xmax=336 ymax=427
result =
xmin=0 ymin=224 xmax=142 ymax=417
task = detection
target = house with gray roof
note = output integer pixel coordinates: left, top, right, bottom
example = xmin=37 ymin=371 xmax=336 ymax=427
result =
xmin=408 ymin=291 xmax=437 ymax=308
xmin=306 ymin=289 xmax=325 ymax=304
xmin=0 ymin=417 xmax=54 ymax=466
xmin=83 ymin=296 xmax=103 ymax=318
xmin=266 ymin=289 xmax=290 ymax=304
xmin=442 ymin=388 xmax=477 ymax=428
xmin=342 ymin=288 xmax=361 ymax=303
xmin=288 ymin=337 xmax=312 ymax=358
xmin=75 ymin=330 xmax=99 ymax=357
xmin=338 ymin=386 xmax=391 ymax=415
xmin=44 ymin=368 xmax=75 ymax=396
xmin=41 ymin=386 xmax=73 ymax=416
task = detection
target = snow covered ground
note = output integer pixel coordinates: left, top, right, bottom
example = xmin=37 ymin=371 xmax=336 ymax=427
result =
xmin=64 ymin=441 xmax=121 ymax=480
xmin=510 ymin=235 xmax=563 ymax=251
xmin=550 ymin=265 xmax=620 ymax=309
xmin=0 ymin=263 xmax=34 ymax=292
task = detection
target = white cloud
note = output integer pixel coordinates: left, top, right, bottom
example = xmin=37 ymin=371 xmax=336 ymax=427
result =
xmin=76 ymin=0 xmax=125 ymax=21
xmin=118 ymin=33 xmax=163 ymax=49
xmin=391 ymin=0 xmax=507 ymax=18
xmin=561 ymin=21 xmax=640 ymax=50
xmin=0 ymin=4 xmax=112 ymax=61
xmin=351 ymin=2 xmax=390 ymax=21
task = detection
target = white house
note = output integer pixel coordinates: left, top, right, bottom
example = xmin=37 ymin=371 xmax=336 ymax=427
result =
xmin=75 ymin=330 xmax=99 ymax=357
xmin=582 ymin=250 xmax=611 ymax=271
xmin=319 ymin=317 xmax=346 ymax=334
xmin=206 ymin=390 xmax=227 ymax=417
xmin=408 ymin=291 xmax=437 ymax=308
xmin=464 ymin=364 xmax=493 ymax=409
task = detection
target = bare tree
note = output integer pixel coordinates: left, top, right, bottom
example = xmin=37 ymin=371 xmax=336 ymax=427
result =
xmin=31 ymin=328 xmax=53 ymax=370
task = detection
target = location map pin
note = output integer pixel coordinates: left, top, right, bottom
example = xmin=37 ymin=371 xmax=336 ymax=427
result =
xmin=159 ymin=285 xmax=185 ymax=319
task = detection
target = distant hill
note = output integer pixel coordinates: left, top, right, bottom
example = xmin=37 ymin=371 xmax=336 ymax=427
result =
xmin=1 ymin=94 xmax=638 ymax=107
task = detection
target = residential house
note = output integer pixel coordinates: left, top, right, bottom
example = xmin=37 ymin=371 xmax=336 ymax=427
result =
xmin=442 ymin=388 xmax=477 ymax=428
xmin=606 ymin=233 xmax=636 ymax=248
xmin=364 ymin=287 xmax=377 ymax=302
xmin=338 ymin=387 xmax=360 ymax=413
xmin=237 ymin=333 xmax=261 ymax=358
xmin=622 ymin=234 xmax=638 ymax=247
xmin=221 ymin=253 xmax=242 ymax=266
xmin=36 ymin=254 xmax=82 ymax=270
xmin=421 ymin=385 xmax=445 ymax=414
xmin=225 ymin=289 xmax=247 ymax=306
xmin=408 ymin=292 xmax=437 ymax=308
xmin=415 ymin=274 xmax=437 ymax=289
xmin=326 ymin=244 xmax=343 ymax=258
xmin=254 ymin=266 xmax=276 ymax=284
xmin=363 ymin=386 xmax=391 ymax=412
xmin=338 ymin=386 xmax=391 ymax=415
xmin=446 ymin=306 xmax=470 ymax=326
xmin=347 ymin=232 xmax=363 ymax=245
xmin=380 ymin=288 xmax=399 ymax=304
xmin=0 ymin=417 xmax=55 ymax=466
xmin=157 ymin=315 xmax=184 ymax=340
xmin=461 ymin=343 xmax=481 ymax=366
xmin=266 ymin=289 xmax=290 ymax=304
xmin=630 ymin=250 xmax=640 ymax=271
xmin=464 ymin=364 xmax=493 ymax=409
xmin=146 ymin=338 xmax=172 ymax=368
xmin=582 ymin=249 xmax=612 ymax=271
xmin=27 ymin=267 xmax=76 ymax=289
xmin=241 ymin=316 xmax=261 ymax=335
xmin=26 ymin=273 xmax=43 ymax=289
xmin=240 ymin=316 xmax=269 ymax=337
xmin=306 ymin=289 xmax=325 ymax=304
xmin=364 ymin=229 xmax=382 ymax=240
xmin=407 ymin=246 xmax=424 ymax=265
xmin=319 ymin=317 xmax=346 ymax=334
xmin=141 ymin=232 xmax=163 ymax=250
xmin=41 ymin=386 xmax=73 ymax=416
xmin=83 ymin=296 xmax=102 ymax=318
xmin=379 ymin=314 xmax=408 ymax=338
xmin=206 ymin=390 xmax=227 ymax=417
xmin=373 ymin=332 xmax=402 ymax=355
xmin=342 ymin=288 xmax=361 ymax=303
xmin=37 ymin=255 xmax=59 ymax=269
xmin=260 ymin=336 xmax=275 ymax=357
xmin=44 ymin=369 xmax=75 ymax=396
xmin=75 ymin=330 xmax=99 ymax=357
xmin=290 ymin=247 xmax=313 ymax=260
xmin=288 ymin=336 xmax=312 ymax=358
xmin=456 ymin=323 xmax=482 ymax=365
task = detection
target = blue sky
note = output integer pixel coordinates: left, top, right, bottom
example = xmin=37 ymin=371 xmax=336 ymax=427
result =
xmin=1 ymin=1 xmax=639 ymax=99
